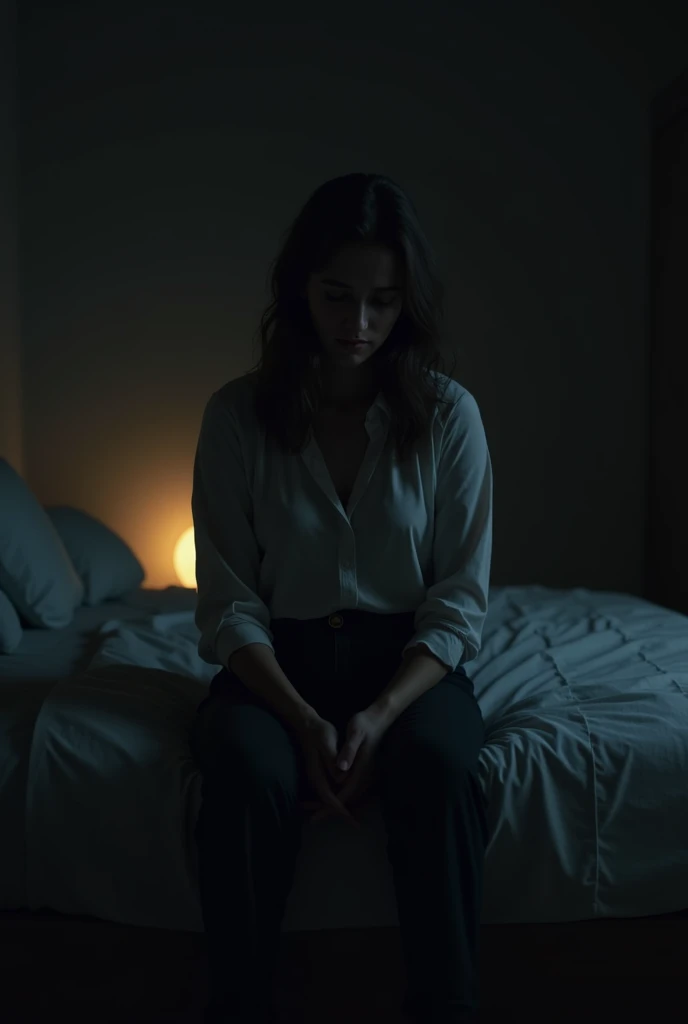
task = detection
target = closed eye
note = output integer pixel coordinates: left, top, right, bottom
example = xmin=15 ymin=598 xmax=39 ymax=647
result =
xmin=324 ymin=292 xmax=397 ymax=307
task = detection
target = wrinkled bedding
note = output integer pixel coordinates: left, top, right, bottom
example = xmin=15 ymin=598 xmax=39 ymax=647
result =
xmin=2 ymin=585 xmax=688 ymax=931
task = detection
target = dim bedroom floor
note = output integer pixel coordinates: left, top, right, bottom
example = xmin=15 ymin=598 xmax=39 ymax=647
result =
xmin=1 ymin=910 xmax=687 ymax=1022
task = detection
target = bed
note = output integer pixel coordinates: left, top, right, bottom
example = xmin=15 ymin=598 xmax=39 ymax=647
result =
xmin=1 ymin=565 xmax=688 ymax=1022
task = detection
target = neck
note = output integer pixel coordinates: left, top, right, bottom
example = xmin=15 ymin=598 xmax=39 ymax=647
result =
xmin=319 ymin=367 xmax=377 ymax=411
xmin=322 ymin=396 xmax=373 ymax=415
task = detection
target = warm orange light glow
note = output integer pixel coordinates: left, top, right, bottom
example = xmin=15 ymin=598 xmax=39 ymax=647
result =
xmin=173 ymin=526 xmax=197 ymax=589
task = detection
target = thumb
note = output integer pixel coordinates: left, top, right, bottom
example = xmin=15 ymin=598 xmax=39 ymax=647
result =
xmin=320 ymin=727 xmax=342 ymax=775
xmin=337 ymin=728 xmax=363 ymax=772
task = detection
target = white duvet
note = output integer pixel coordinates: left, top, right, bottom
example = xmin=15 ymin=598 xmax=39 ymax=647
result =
xmin=24 ymin=586 xmax=688 ymax=932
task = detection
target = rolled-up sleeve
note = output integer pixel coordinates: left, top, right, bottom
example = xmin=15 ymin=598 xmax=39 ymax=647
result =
xmin=401 ymin=390 xmax=493 ymax=673
xmin=192 ymin=391 xmax=274 ymax=667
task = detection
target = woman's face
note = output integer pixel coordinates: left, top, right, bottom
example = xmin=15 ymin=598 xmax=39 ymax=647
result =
xmin=303 ymin=243 xmax=405 ymax=371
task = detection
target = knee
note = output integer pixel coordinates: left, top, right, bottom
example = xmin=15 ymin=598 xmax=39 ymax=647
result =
xmin=378 ymin=737 xmax=476 ymax=802
xmin=190 ymin=700 xmax=301 ymax=801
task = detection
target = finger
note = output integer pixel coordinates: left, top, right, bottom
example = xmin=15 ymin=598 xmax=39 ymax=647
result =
xmin=316 ymin=779 xmax=360 ymax=826
xmin=336 ymin=757 xmax=365 ymax=800
xmin=336 ymin=784 xmax=356 ymax=808
xmin=313 ymin=804 xmax=357 ymax=826
xmin=339 ymin=767 xmax=375 ymax=810
xmin=300 ymin=799 xmax=322 ymax=812
xmin=324 ymin=758 xmax=343 ymax=783
xmin=324 ymin=789 xmax=360 ymax=827
xmin=336 ymin=734 xmax=362 ymax=773
xmin=311 ymin=757 xmax=359 ymax=827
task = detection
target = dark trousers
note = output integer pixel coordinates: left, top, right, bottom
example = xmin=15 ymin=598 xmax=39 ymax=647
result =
xmin=188 ymin=610 xmax=489 ymax=1023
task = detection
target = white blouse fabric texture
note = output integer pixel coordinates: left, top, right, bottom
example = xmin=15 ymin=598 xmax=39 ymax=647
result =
xmin=192 ymin=370 xmax=493 ymax=676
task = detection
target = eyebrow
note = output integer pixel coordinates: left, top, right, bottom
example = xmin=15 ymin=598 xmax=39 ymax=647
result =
xmin=320 ymin=277 xmax=402 ymax=292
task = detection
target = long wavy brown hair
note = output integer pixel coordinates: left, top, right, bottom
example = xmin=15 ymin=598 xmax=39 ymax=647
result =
xmin=247 ymin=172 xmax=457 ymax=465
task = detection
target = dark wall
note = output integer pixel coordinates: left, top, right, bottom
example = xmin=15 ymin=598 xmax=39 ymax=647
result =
xmin=0 ymin=0 xmax=22 ymax=476
xmin=13 ymin=1 xmax=686 ymax=589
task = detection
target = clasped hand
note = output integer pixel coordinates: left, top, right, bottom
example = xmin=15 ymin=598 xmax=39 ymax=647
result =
xmin=301 ymin=706 xmax=391 ymax=824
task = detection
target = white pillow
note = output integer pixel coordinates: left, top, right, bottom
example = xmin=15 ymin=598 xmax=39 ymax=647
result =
xmin=0 ymin=459 xmax=84 ymax=628
xmin=0 ymin=589 xmax=22 ymax=654
xmin=45 ymin=506 xmax=145 ymax=606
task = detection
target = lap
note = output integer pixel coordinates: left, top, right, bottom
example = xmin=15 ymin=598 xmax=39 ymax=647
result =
xmin=188 ymin=680 xmax=303 ymax=782
xmin=378 ymin=675 xmax=485 ymax=778
xmin=190 ymin=668 xmax=484 ymax=790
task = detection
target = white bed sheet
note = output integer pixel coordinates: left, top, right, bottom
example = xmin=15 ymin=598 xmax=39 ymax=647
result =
xmin=0 ymin=586 xmax=199 ymax=910
xmin=4 ymin=585 xmax=688 ymax=932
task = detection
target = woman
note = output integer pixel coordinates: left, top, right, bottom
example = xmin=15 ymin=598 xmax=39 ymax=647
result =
xmin=189 ymin=172 xmax=493 ymax=1024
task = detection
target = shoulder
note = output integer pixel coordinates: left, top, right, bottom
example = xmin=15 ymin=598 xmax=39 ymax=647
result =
xmin=206 ymin=371 xmax=261 ymax=426
xmin=429 ymin=371 xmax=483 ymax=427
xmin=427 ymin=372 xmax=488 ymax=470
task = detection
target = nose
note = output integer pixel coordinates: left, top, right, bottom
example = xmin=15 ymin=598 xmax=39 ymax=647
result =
xmin=343 ymin=304 xmax=370 ymax=333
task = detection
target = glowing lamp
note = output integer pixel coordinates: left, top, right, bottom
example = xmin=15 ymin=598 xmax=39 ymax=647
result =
xmin=173 ymin=526 xmax=197 ymax=589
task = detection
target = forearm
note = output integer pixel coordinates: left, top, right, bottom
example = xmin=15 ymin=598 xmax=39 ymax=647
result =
xmin=369 ymin=644 xmax=450 ymax=725
xmin=228 ymin=643 xmax=317 ymax=731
